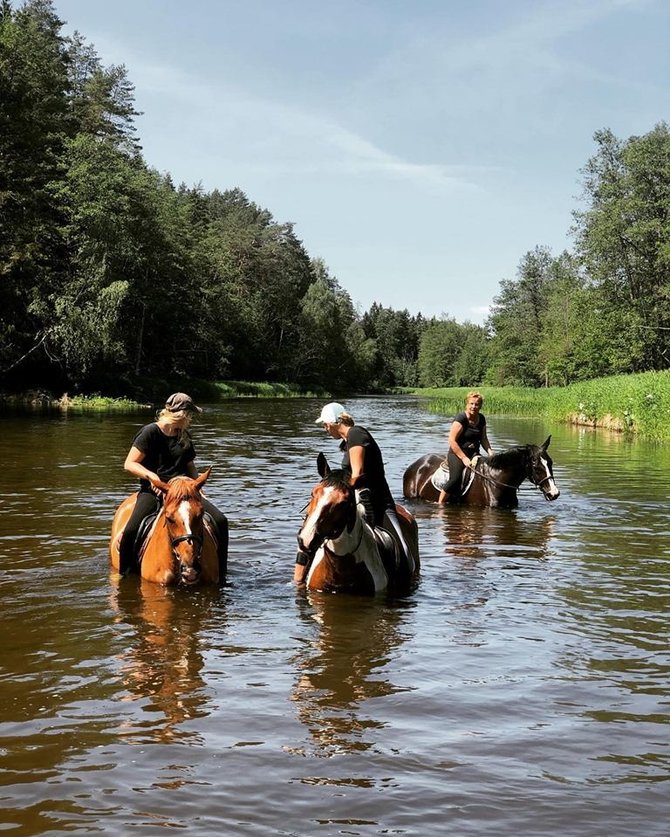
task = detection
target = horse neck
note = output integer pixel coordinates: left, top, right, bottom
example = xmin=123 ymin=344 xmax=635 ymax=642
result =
xmin=484 ymin=450 xmax=527 ymax=488
xmin=328 ymin=511 xmax=366 ymax=556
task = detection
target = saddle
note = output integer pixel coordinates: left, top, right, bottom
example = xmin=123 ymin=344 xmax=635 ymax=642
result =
xmin=373 ymin=507 xmax=413 ymax=580
xmin=430 ymin=455 xmax=484 ymax=497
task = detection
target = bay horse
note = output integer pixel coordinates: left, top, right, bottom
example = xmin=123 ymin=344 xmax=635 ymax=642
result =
xmin=403 ymin=437 xmax=560 ymax=509
xmin=109 ymin=468 xmax=222 ymax=586
xmin=297 ymin=454 xmax=420 ymax=595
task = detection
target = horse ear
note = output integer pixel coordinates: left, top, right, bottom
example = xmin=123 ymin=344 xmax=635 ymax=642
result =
xmin=541 ymin=436 xmax=552 ymax=451
xmin=317 ymin=452 xmax=330 ymax=478
xmin=194 ymin=466 xmax=212 ymax=490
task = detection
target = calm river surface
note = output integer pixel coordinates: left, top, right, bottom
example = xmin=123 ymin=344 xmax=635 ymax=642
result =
xmin=1 ymin=396 xmax=669 ymax=836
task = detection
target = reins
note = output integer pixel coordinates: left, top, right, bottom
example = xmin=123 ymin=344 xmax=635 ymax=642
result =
xmin=469 ymin=462 xmax=550 ymax=493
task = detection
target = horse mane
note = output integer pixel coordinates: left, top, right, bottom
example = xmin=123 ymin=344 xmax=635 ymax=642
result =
xmin=487 ymin=446 xmax=529 ymax=469
xmin=321 ymin=470 xmax=351 ymax=491
xmin=166 ymin=476 xmax=202 ymax=502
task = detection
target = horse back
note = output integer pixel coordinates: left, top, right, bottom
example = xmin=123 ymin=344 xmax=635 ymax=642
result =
xmin=109 ymin=493 xmax=138 ymax=571
xmin=402 ymin=454 xmax=443 ymax=501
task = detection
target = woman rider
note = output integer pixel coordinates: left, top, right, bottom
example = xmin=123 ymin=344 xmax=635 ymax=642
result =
xmin=435 ymin=391 xmax=494 ymax=503
xmin=295 ymin=402 xmax=413 ymax=580
xmin=118 ymin=392 xmax=229 ymax=579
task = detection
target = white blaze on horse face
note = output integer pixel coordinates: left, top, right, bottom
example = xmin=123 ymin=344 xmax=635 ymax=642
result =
xmin=178 ymin=500 xmax=193 ymax=538
xmin=300 ymin=486 xmax=335 ymax=551
xmin=539 ymin=454 xmax=560 ymax=499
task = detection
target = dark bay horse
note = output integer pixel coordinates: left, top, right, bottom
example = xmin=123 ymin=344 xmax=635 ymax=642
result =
xmin=403 ymin=437 xmax=560 ymax=509
xmin=297 ymin=455 xmax=420 ymax=595
xmin=109 ymin=469 xmax=223 ymax=586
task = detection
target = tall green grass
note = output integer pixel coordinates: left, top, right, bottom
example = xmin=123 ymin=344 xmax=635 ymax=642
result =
xmin=408 ymin=371 xmax=670 ymax=440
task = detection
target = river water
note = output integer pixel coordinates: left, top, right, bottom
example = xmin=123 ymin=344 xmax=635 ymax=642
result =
xmin=1 ymin=396 xmax=669 ymax=836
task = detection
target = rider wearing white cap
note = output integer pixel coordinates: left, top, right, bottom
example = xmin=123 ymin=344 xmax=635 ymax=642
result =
xmin=297 ymin=401 xmax=413 ymax=574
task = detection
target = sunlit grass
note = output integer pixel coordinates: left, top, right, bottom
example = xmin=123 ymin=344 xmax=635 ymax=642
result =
xmin=406 ymin=371 xmax=670 ymax=440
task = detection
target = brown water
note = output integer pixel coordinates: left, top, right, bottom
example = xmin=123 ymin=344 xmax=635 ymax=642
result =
xmin=1 ymin=396 xmax=669 ymax=836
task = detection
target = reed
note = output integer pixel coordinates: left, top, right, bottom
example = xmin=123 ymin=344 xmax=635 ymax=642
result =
xmin=410 ymin=371 xmax=670 ymax=440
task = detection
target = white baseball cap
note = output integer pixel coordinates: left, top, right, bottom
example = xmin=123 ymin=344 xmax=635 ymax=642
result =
xmin=315 ymin=402 xmax=346 ymax=424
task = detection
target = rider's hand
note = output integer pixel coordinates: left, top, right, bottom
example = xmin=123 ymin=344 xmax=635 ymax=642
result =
xmin=149 ymin=475 xmax=165 ymax=495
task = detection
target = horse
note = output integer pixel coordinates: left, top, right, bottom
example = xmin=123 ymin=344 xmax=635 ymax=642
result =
xmin=109 ymin=468 xmax=223 ymax=586
xmin=296 ymin=454 xmax=420 ymax=595
xmin=403 ymin=437 xmax=560 ymax=509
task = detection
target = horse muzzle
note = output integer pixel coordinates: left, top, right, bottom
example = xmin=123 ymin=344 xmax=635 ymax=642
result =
xmin=541 ymin=482 xmax=560 ymax=501
xmin=179 ymin=563 xmax=201 ymax=585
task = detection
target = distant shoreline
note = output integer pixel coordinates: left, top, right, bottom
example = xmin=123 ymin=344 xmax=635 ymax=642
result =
xmin=399 ymin=371 xmax=670 ymax=440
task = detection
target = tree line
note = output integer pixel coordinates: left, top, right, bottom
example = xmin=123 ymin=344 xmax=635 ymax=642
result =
xmin=2 ymin=0 xmax=669 ymax=397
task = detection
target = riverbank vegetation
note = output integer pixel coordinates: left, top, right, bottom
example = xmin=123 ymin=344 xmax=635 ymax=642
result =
xmin=410 ymin=371 xmax=670 ymax=440
xmin=2 ymin=1 xmax=670 ymax=423
xmin=0 ymin=380 xmax=325 ymax=411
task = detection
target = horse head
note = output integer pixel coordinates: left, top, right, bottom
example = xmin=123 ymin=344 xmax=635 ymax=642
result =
xmin=527 ymin=437 xmax=560 ymax=501
xmin=162 ymin=467 xmax=212 ymax=585
xmin=297 ymin=470 xmax=358 ymax=559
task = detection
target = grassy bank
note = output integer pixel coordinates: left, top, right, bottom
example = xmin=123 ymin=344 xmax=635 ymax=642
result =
xmin=0 ymin=380 xmax=326 ymax=411
xmin=404 ymin=371 xmax=670 ymax=440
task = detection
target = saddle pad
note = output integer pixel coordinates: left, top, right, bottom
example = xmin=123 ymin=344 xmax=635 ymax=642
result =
xmin=430 ymin=464 xmax=450 ymax=491
xmin=461 ymin=455 xmax=481 ymax=496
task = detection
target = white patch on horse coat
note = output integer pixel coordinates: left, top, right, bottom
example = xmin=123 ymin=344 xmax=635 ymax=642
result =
xmin=300 ymin=487 xmax=335 ymax=551
xmin=305 ymin=508 xmax=389 ymax=592
xmin=178 ymin=500 xmax=192 ymax=535
xmin=539 ymin=454 xmax=560 ymax=498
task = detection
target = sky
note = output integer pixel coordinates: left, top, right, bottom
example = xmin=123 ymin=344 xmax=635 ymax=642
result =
xmin=52 ymin=0 xmax=669 ymax=324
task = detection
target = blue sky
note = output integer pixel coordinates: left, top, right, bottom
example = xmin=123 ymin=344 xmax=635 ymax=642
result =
xmin=53 ymin=0 xmax=669 ymax=323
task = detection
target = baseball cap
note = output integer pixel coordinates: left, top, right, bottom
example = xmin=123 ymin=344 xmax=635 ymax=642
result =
xmin=315 ymin=402 xmax=346 ymax=424
xmin=165 ymin=392 xmax=202 ymax=414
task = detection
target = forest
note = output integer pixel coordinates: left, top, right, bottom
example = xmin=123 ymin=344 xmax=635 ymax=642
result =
xmin=2 ymin=0 xmax=670 ymax=398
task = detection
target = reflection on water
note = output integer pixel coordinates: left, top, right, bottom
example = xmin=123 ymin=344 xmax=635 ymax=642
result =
xmin=436 ymin=504 xmax=557 ymax=564
xmin=290 ymin=593 xmax=408 ymax=758
xmin=1 ymin=400 xmax=670 ymax=834
xmin=108 ymin=578 xmax=219 ymax=744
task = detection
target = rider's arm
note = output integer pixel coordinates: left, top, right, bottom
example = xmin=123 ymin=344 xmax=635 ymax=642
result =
xmin=481 ymin=427 xmax=494 ymax=456
xmin=124 ymin=446 xmax=163 ymax=491
xmin=347 ymin=444 xmax=365 ymax=486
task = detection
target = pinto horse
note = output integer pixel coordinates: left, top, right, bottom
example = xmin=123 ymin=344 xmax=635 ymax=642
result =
xmin=403 ymin=437 xmax=560 ymax=509
xmin=297 ymin=455 xmax=419 ymax=595
xmin=109 ymin=469 xmax=222 ymax=586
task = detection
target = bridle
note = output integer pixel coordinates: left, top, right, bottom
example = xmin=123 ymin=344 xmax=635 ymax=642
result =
xmin=468 ymin=453 xmax=554 ymax=493
xmin=164 ymin=513 xmax=204 ymax=576
xmin=300 ymin=488 xmax=364 ymax=559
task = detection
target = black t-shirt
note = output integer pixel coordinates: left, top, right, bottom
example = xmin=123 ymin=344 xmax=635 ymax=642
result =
xmin=453 ymin=411 xmax=486 ymax=455
xmin=340 ymin=425 xmax=394 ymax=515
xmin=131 ymin=422 xmax=196 ymax=490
